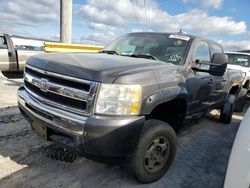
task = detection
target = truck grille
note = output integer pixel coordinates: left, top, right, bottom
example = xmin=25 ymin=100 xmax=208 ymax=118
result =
xmin=24 ymin=65 xmax=99 ymax=116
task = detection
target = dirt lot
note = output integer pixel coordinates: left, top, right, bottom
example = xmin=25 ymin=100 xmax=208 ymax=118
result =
xmin=0 ymin=74 xmax=247 ymax=188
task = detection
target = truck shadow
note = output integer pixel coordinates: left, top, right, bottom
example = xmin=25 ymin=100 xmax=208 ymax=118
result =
xmin=0 ymin=102 xmax=246 ymax=188
xmin=206 ymin=100 xmax=249 ymax=123
xmin=4 ymin=79 xmax=23 ymax=87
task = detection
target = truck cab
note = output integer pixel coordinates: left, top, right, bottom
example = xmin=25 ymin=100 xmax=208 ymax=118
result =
xmin=0 ymin=34 xmax=44 ymax=76
xmin=0 ymin=34 xmax=17 ymax=72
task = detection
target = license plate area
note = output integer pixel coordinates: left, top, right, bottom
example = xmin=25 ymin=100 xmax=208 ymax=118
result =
xmin=31 ymin=121 xmax=47 ymax=140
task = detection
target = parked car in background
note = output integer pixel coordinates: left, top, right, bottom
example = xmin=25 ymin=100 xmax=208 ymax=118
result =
xmin=224 ymin=107 xmax=250 ymax=188
xmin=0 ymin=34 xmax=44 ymax=77
xmin=238 ymin=50 xmax=250 ymax=54
xmin=226 ymin=52 xmax=250 ymax=97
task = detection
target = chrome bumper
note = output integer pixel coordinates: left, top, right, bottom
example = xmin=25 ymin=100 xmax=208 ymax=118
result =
xmin=18 ymin=86 xmax=145 ymax=157
xmin=18 ymin=86 xmax=86 ymax=136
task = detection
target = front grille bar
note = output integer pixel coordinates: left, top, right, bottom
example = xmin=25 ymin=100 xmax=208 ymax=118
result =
xmin=24 ymin=73 xmax=91 ymax=102
xmin=24 ymin=65 xmax=99 ymax=116
xmin=24 ymin=86 xmax=89 ymax=115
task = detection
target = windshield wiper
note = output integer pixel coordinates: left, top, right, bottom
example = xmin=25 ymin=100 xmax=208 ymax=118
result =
xmin=99 ymin=50 xmax=119 ymax=55
xmin=99 ymin=51 xmax=158 ymax=60
xmin=130 ymin=54 xmax=159 ymax=60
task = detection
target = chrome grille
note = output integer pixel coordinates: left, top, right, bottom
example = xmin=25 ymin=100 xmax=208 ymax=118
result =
xmin=24 ymin=64 xmax=99 ymax=116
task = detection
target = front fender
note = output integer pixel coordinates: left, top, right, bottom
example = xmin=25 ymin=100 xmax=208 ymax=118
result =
xmin=141 ymin=86 xmax=188 ymax=114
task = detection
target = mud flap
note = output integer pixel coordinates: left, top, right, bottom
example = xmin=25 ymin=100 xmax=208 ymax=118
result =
xmin=31 ymin=120 xmax=48 ymax=140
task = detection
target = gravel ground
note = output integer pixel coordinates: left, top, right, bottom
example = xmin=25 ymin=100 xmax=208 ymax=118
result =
xmin=0 ymin=75 xmax=247 ymax=188
xmin=0 ymin=72 xmax=23 ymax=108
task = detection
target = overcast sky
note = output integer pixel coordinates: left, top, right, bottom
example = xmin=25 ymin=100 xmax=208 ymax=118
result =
xmin=0 ymin=0 xmax=249 ymax=50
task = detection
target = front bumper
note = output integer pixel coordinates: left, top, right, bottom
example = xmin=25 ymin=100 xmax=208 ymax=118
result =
xmin=18 ymin=86 xmax=145 ymax=158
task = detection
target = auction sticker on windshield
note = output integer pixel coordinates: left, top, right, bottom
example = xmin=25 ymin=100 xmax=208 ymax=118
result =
xmin=169 ymin=34 xmax=190 ymax=41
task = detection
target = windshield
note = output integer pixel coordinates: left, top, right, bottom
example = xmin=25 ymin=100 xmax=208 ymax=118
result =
xmin=227 ymin=53 xmax=250 ymax=67
xmin=103 ymin=33 xmax=190 ymax=65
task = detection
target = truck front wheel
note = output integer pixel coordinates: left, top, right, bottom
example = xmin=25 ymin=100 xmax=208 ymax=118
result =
xmin=128 ymin=119 xmax=176 ymax=183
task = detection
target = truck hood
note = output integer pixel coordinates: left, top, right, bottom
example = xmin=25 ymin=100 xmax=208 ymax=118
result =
xmin=26 ymin=52 xmax=174 ymax=83
xmin=227 ymin=64 xmax=249 ymax=74
xmin=227 ymin=64 xmax=250 ymax=83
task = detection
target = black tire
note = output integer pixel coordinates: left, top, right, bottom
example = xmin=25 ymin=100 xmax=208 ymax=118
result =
xmin=234 ymin=88 xmax=247 ymax=112
xmin=234 ymin=95 xmax=246 ymax=112
xmin=127 ymin=119 xmax=176 ymax=183
xmin=220 ymin=95 xmax=235 ymax=124
xmin=220 ymin=112 xmax=232 ymax=124
xmin=246 ymin=91 xmax=250 ymax=99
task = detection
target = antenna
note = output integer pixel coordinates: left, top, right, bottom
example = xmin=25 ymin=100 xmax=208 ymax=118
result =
xmin=144 ymin=0 xmax=149 ymax=31
xmin=130 ymin=0 xmax=139 ymax=28
xmin=148 ymin=0 xmax=151 ymax=30
xmin=178 ymin=29 xmax=183 ymax=34
xmin=92 ymin=0 xmax=95 ymax=46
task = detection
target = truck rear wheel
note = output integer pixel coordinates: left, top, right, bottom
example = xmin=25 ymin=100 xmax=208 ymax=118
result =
xmin=220 ymin=94 xmax=235 ymax=124
xmin=127 ymin=119 xmax=176 ymax=183
xmin=234 ymin=88 xmax=247 ymax=112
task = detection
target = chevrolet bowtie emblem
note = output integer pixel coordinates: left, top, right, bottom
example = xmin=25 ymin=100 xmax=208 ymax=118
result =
xmin=40 ymin=78 xmax=49 ymax=92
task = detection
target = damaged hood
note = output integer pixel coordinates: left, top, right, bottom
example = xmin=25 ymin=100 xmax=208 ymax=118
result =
xmin=26 ymin=52 xmax=174 ymax=83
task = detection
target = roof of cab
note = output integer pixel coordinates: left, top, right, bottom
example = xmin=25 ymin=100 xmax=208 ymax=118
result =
xmin=127 ymin=32 xmax=222 ymax=46
xmin=127 ymin=32 xmax=195 ymax=38
xmin=225 ymin=51 xmax=250 ymax=56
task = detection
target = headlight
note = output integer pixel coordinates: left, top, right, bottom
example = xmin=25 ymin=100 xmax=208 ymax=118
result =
xmin=95 ymin=84 xmax=142 ymax=115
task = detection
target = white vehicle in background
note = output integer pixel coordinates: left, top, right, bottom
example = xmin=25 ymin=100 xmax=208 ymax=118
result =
xmin=0 ymin=34 xmax=44 ymax=77
xmin=226 ymin=52 xmax=250 ymax=97
xmin=224 ymin=107 xmax=250 ymax=188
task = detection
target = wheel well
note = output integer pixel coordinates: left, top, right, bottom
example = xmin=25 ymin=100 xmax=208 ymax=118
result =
xmin=229 ymin=85 xmax=239 ymax=95
xmin=146 ymin=99 xmax=187 ymax=132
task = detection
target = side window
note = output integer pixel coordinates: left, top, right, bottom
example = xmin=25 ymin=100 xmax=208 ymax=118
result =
xmin=211 ymin=44 xmax=223 ymax=56
xmin=193 ymin=41 xmax=210 ymax=63
xmin=0 ymin=36 xmax=7 ymax=49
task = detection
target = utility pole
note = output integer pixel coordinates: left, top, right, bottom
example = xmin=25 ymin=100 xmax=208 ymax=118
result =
xmin=60 ymin=0 xmax=72 ymax=43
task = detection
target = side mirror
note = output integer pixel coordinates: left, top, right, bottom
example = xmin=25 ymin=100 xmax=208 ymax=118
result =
xmin=209 ymin=53 xmax=228 ymax=76
xmin=211 ymin=53 xmax=228 ymax=65
xmin=192 ymin=53 xmax=228 ymax=76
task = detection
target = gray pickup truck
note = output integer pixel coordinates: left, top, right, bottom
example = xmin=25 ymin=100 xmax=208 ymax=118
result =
xmin=18 ymin=32 xmax=245 ymax=183
xmin=0 ymin=34 xmax=43 ymax=76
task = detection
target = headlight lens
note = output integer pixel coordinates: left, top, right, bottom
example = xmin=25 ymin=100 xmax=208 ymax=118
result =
xmin=95 ymin=84 xmax=142 ymax=115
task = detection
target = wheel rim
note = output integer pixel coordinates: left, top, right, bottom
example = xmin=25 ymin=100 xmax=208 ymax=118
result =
xmin=144 ymin=136 xmax=170 ymax=173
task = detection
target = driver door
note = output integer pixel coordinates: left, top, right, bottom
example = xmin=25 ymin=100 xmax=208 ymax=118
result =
xmin=0 ymin=36 xmax=9 ymax=71
xmin=186 ymin=41 xmax=214 ymax=113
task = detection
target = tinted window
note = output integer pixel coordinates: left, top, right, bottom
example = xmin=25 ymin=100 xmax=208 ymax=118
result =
xmin=0 ymin=36 xmax=7 ymax=49
xmin=193 ymin=41 xmax=210 ymax=62
xmin=103 ymin=33 xmax=190 ymax=65
xmin=227 ymin=54 xmax=249 ymax=67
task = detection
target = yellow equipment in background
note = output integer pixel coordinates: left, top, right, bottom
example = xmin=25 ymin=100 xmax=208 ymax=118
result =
xmin=44 ymin=42 xmax=104 ymax=52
